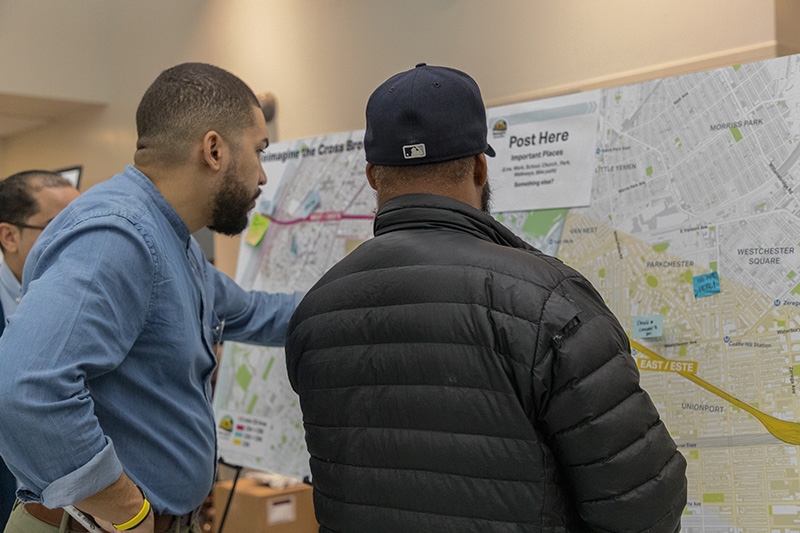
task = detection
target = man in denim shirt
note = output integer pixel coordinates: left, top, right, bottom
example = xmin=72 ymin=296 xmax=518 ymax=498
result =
xmin=0 ymin=171 xmax=79 ymax=530
xmin=0 ymin=63 xmax=299 ymax=533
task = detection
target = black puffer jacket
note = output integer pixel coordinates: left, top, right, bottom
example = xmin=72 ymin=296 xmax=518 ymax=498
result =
xmin=286 ymin=194 xmax=687 ymax=532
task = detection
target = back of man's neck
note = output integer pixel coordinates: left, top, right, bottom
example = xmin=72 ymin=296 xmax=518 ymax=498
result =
xmin=378 ymin=184 xmax=479 ymax=211
xmin=134 ymin=164 xmax=208 ymax=234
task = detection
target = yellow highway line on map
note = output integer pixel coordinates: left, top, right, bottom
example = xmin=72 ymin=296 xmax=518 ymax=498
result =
xmin=630 ymin=340 xmax=800 ymax=445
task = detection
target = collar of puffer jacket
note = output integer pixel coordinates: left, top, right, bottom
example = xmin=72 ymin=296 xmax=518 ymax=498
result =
xmin=374 ymin=193 xmax=534 ymax=252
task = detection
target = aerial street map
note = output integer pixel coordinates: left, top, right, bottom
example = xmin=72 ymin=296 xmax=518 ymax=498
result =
xmin=215 ymin=54 xmax=800 ymax=531
xmin=213 ymin=130 xmax=374 ymax=478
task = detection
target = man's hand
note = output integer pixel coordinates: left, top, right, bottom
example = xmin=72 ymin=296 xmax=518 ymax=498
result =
xmin=74 ymin=472 xmax=153 ymax=532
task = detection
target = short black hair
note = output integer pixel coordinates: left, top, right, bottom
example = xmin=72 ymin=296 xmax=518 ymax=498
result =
xmin=135 ymin=62 xmax=261 ymax=166
xmin=0 ymin=170 xmax=72 ymax=225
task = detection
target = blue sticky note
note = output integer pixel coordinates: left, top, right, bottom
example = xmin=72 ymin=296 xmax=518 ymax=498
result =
xmin=633 ymin=315 xmax=663 ymax=338
xmin=693 ymin=271 xmax=720 ymax=298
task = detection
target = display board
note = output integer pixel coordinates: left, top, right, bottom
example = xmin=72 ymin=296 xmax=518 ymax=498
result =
xmin=214 ymin=54 xmax=800 ymax=530
xmin=213 ymin=130 xmax=373 ymax=477
xmin=487 ymin=89 xmax=600 ymax=211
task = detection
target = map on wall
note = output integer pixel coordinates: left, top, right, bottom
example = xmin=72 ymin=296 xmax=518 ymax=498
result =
xmin=213 ymin=131 xmax=373 ymax=477
xmin=214 ymin=54 xmax=800 ymax=530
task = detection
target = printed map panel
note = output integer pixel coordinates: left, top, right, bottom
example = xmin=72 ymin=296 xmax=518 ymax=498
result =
xmin=508 ymin=55 xmax=800 ymax=531
xmin=213 ymin=131 xmax=373 ymax=478
xmin=215 ymin=55 xmax=800 ymax=530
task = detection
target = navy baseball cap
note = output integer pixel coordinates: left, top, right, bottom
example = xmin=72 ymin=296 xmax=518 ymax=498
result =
xmin=365 ymin=63 xmax=495 ymax=166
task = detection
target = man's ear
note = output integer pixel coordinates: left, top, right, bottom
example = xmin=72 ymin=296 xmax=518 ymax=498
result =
xmin=366 ymin=162 xmax=378 ymax=191
xmin=0 ymin=223 xmax=19 ymax=254
xmin=473 ymin=153 xmax=488 ymax=187
xmin=201 ymin=131 xmax=226 ymax=172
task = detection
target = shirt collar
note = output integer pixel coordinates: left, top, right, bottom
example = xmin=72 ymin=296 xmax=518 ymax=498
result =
xmin=122 ymin=165 xmax=192 ymax=244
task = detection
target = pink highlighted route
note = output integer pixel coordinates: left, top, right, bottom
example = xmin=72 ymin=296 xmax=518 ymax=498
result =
xmin=264 ymin=211 xmax=374 ymax=225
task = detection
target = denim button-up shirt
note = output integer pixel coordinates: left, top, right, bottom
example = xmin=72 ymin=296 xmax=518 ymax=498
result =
xmin=0 ymin=261 xmax=21 ymax=326
xmin=0 ymin=166 xmax=299 ymax=514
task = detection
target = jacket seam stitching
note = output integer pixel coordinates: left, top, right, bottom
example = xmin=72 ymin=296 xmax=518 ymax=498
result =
xmin=319 ymin=262 xmax=584 ymax=293
xmin=550 ymin=387 xmax=643 ymax=441
xmin=558 ymin=413 xmax=659 ymax=467
xmin=313 ymin=487 xmax=540 ymax=525
xmin=579 ymin=450 xmax=681 ymax=505
xmin=302 ymin=421 xmax=536 ymax=441
xmin=308 ymin=459 xmax=546 ymax=492
xmin=298 ymin=382 xmax=519 ymax=395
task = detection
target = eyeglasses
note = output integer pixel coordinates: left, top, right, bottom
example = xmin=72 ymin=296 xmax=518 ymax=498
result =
xmin=13 ymin=222 xmax=48 ymax=231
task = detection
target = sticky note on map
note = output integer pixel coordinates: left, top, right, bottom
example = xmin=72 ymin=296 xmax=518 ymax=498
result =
xmin=245 ymin=214 xmax=270 ymax=246
xmin=633 ymin=315 xmax=663 ymax=338
xmin=693 ymin=271 xmax=720 ymax=298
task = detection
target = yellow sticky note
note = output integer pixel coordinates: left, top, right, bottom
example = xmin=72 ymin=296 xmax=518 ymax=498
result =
xmin=245 ymin=214 xmax=270 ymax=246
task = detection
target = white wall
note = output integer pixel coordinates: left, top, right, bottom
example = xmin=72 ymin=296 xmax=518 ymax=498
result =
xmin=0 ymin=0 xmax=782 ymax=272
xmin=191 ymin=0 xmax=778 ymax=139
xmin=0 ymin=0 xmax=112 ymax=103
xmin=0 ymin=0 xmax=214 ymax=184
xmin=0 ymin=0 xmax=779 ymax=186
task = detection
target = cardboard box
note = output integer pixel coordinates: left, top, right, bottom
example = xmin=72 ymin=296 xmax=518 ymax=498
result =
xmin=213 ymin=479 xmax=318 ymax=533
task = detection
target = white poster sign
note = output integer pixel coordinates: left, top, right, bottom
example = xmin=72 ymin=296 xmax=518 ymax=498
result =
xmin=487 ymin=90 xmax=600 ymax=212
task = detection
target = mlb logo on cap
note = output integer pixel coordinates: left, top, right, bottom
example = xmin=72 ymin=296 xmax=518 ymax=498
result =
xmin=403 ymin=144 xmax=426 ymax=159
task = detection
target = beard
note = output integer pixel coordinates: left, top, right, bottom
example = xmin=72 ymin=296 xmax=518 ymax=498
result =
xmin=480 ymin=179 xmax=492 ymax=213
xmin=208 ymin=159 xmax=260 ymax=236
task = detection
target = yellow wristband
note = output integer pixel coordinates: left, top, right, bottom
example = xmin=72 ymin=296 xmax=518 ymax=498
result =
xmin=112 ymin=494 xmax=151 ymax=531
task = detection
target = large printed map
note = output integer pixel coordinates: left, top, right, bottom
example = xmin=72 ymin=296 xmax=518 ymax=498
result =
xmin=215 ymin=55 xmax=800 ymax=530
xmin=507 ymin=55 xmax=800 ymax=531
xmin=213 ymin=131 xmax=374 ymax=477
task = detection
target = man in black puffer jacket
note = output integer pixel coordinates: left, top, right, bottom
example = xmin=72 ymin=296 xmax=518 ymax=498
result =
xmin=286 ymin=64 xmax=687 ymax=532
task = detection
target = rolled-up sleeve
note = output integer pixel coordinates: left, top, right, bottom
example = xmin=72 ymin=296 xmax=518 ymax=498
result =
xmin=0 ymin=217 xmax=154 ymax=507
xmin=39 ymin=438 xmax=122 ymax=508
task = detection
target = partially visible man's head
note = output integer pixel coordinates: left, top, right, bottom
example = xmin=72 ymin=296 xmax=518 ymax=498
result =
xmin=134 ymin=62 xmax=261 ymax=167
xmin=364 ymin=63 xmax=494 ymax=211
xmin=0 ymin=170 xmax=80 ymax=279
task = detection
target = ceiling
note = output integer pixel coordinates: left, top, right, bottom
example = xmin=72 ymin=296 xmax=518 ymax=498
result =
xmin=0 ymin=93 xmax=105 ymax=138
